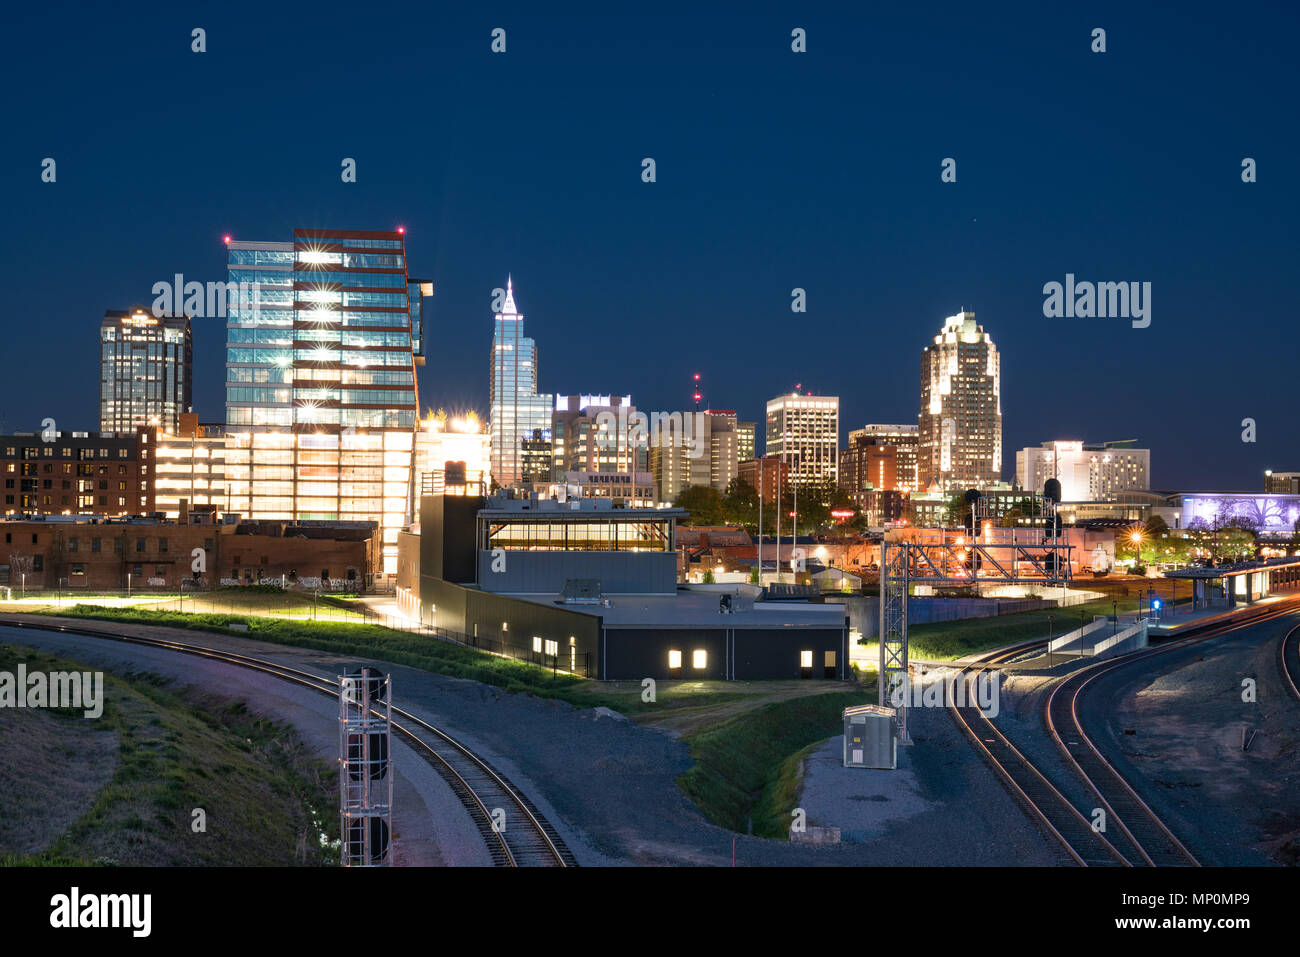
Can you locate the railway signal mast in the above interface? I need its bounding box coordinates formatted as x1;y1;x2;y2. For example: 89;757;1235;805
339;667;393;866
880;483;1073;745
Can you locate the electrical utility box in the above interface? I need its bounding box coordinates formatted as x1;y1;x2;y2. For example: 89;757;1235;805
843;704;897;770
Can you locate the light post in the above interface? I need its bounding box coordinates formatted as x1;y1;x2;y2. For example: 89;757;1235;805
1047;614;1054;668
1112;598;1118;635
20;573;25;599
1080;609;1087;658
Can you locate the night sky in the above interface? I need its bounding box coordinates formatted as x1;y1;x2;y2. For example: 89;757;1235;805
3;1;1297;491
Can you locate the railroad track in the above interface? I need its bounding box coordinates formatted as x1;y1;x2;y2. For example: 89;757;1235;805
0;617;576;868
1043;599;1300;867
950;600;1300;866
1281;621;1300;702
947;640;1130;867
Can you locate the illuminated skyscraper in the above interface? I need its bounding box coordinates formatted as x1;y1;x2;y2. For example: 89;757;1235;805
223;228;425;577
100;307;192;434
489;277;552;488
765;393;839;488
917;310;1001;492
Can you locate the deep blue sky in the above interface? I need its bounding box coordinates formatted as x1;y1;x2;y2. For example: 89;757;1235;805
3;1;1297;490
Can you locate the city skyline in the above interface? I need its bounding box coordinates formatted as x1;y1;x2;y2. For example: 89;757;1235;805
5;6;1298;492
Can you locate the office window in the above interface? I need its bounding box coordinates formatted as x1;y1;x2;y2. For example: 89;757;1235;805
800;650;813;668
91;538;101;553
668;649;682;670
692;649;707;669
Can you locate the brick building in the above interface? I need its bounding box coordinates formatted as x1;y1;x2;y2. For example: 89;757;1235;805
0;515;378;591
0;430;151;516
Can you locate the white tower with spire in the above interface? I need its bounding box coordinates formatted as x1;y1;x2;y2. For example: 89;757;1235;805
488;275;553;489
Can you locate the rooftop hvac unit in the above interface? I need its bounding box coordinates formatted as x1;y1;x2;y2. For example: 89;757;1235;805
843;704;896;769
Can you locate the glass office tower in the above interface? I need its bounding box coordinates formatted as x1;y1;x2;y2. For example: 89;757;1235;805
224;228;425;577
489;277;553;488
100;308;192;434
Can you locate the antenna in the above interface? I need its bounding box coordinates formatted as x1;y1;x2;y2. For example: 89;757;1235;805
692;372;702;411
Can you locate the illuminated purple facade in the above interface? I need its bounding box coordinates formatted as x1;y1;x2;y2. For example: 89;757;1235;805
1181;494;1300;535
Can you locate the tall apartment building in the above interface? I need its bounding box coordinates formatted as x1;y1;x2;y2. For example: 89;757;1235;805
100;308;192;434
489;277;553;489
649;409;739;502
1;431;149;516
1016;440;1151;501
223;228;425;576
552;395;644;478
765;393;839;488
918;310;1001;492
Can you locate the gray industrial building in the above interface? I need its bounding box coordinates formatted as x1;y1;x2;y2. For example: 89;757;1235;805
411;492;848;680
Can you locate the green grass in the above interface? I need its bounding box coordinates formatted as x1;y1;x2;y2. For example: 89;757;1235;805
31;603;594;702
901;596;1143;660
0;644;338;866
556;679;756;716
678;687;874;839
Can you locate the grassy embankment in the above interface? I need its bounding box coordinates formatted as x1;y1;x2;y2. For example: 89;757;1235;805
0;644;337;866
675;683;876;839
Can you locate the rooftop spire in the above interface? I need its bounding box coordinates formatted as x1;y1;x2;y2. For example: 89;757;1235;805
502;274;517;315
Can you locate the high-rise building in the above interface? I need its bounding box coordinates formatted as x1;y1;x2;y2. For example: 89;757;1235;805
918;310;1001;492
223;228;424;576
765;393;839;488
1265;471;1300;495
1016;440;1150;501
489;277;553;489
649;409;739;502
552;395;643;477
842;424;919;496
100;308;192;435
737;421;757;462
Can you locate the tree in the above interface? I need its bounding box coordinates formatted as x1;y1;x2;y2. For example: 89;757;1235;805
945;491;974;529
1144;514;1169;539
675;485;726;525
722;478;759;528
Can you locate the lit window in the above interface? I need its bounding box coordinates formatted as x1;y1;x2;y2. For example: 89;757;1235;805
532;636;542;653
692;649;707;669
668;650;682;669
800;650;813;668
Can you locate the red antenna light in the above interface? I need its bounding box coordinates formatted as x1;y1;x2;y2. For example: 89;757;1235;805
222;234;232;244
693;373;700;381
396;225;406;234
